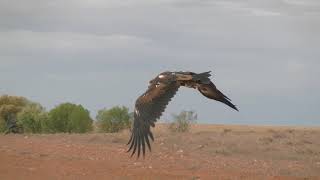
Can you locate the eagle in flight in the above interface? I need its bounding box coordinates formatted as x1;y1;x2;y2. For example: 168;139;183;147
127;71;238;158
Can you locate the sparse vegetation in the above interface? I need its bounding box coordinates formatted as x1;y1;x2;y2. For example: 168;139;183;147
259;136;274;144
0;95;202;135
169;110;197;132
1;124;320;179
272;131;287;139
96;106;130;133
0;95;147;134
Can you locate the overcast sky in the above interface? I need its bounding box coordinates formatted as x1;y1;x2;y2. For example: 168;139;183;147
0;0;319;125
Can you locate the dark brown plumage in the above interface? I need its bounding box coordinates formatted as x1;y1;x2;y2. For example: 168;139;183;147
127;71;238;158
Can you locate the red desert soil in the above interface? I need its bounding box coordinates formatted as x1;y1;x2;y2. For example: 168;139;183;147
1;124;320;180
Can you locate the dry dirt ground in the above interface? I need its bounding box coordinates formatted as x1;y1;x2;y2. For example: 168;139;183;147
1;124;320;180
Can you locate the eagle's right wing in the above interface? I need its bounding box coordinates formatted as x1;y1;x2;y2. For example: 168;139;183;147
179;71;238;111
197;82;238;111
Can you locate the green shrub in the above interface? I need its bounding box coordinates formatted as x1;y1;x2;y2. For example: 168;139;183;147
0;117;6;133
0;95;29;133
169;110;197;132
47;103;93;133
17;103;48;133
68;106;93;133
96;106;130;133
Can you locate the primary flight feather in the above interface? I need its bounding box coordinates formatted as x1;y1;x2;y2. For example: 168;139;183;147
127;71;238;158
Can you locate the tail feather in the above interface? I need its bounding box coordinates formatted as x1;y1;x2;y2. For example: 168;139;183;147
192;71;212;84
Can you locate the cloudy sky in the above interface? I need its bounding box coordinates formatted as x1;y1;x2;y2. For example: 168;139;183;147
1;0;319;125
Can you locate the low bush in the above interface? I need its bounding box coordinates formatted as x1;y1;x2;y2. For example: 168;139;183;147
96;106;130;133
169;110;197;132
47;103;93;133
17;103;48;133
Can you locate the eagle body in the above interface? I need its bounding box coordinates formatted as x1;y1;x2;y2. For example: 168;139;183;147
127;71;238;157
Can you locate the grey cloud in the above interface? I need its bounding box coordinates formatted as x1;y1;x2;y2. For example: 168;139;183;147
0;30;152;57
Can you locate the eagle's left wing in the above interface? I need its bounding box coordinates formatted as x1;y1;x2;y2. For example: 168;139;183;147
127;74;180;158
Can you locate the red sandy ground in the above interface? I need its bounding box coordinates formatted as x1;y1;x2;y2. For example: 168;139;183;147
0;124;319;180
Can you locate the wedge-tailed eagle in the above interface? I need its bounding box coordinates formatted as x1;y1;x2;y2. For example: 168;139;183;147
127;71;238;157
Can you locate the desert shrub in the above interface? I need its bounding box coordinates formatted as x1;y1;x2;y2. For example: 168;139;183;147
259;137;274;144
96;106;130;133
0;95;29;133
128;111;134;132
47;103;93;133
169;110;197;132
0;117;6;133
17;103;48;133
223;128;232;134
0;95;28;117
68;106;93;133
272;132;287;139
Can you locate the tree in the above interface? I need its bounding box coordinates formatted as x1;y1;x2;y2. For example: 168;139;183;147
96;106;130;133
0;95;29;133
68;106;93;133
169;110;197;132
17;103;48;133
0;95;28;118
0;116;6;133
47;103;93;133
